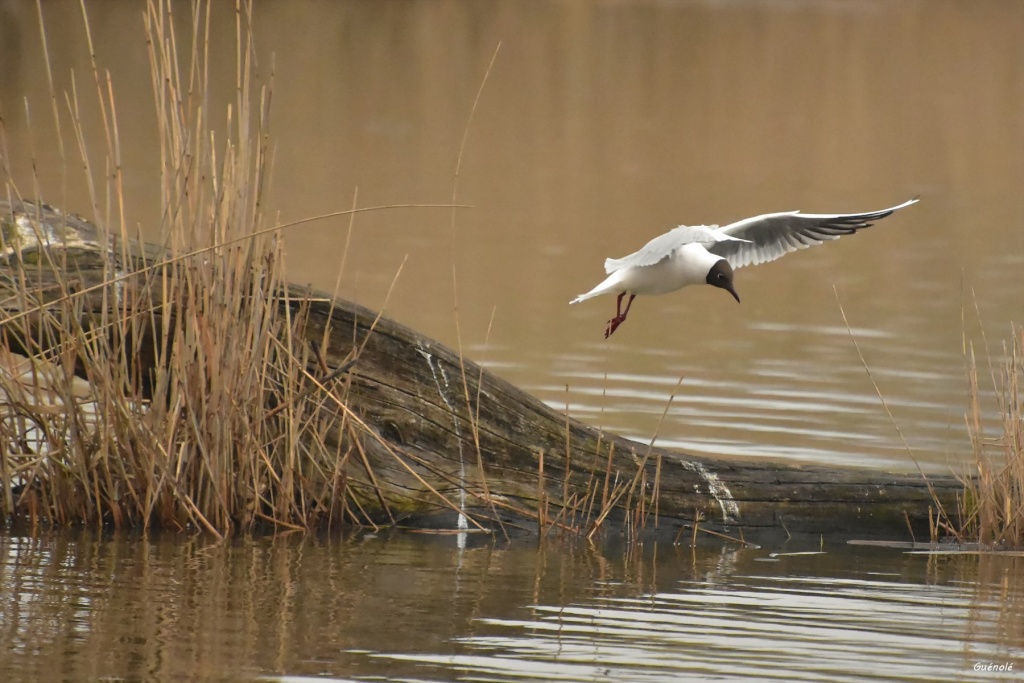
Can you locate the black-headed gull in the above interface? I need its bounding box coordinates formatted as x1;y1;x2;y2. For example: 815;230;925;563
571;198;918;337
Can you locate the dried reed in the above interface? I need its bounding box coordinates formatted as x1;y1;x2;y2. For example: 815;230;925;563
0;1;464;535
837;289;1022;548
955;326;1023;547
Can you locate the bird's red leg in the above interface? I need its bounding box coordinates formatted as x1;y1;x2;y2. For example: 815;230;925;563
622;293;635;317
604;293;636;338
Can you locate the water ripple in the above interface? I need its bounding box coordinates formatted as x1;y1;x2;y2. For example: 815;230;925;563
372;574;1023;682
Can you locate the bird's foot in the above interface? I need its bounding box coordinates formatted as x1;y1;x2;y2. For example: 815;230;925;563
604;315;625;338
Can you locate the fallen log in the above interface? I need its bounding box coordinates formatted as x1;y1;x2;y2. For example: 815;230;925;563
0;200;961;538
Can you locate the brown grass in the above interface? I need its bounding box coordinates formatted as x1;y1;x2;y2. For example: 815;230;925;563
950;326;1024;547
0;1;473;536
837;289;1023;548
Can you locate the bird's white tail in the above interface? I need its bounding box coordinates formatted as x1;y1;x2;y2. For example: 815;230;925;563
569;291;598;305
569;270;625;305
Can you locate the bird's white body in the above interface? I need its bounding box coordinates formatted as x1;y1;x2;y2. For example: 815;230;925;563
571;242;722;303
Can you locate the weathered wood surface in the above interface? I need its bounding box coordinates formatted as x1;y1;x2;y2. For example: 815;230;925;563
0;200;962;538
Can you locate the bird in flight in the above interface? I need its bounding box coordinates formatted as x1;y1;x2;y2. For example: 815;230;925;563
570;198;918;338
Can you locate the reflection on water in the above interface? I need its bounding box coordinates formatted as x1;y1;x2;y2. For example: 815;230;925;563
379;577;1015;682
1;530;1021;682
2;3;1023;472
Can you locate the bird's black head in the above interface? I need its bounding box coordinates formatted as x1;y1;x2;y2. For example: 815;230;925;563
706;259;740;303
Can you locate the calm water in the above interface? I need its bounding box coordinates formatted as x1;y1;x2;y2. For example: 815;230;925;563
2;0;1023;472
2;2;1024;680
1;530;1022;682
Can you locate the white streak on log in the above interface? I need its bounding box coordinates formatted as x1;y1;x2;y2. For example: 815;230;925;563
417;345;468;533
683;461;739;523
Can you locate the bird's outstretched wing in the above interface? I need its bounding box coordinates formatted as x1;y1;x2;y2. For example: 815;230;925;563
603;224;746;274
705;198;918;269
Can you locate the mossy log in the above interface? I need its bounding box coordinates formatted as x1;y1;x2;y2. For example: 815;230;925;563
0;200;962;538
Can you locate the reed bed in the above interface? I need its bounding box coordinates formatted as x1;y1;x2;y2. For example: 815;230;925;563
946;326;1024;548
0;1;395;536
838;289;1023;549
